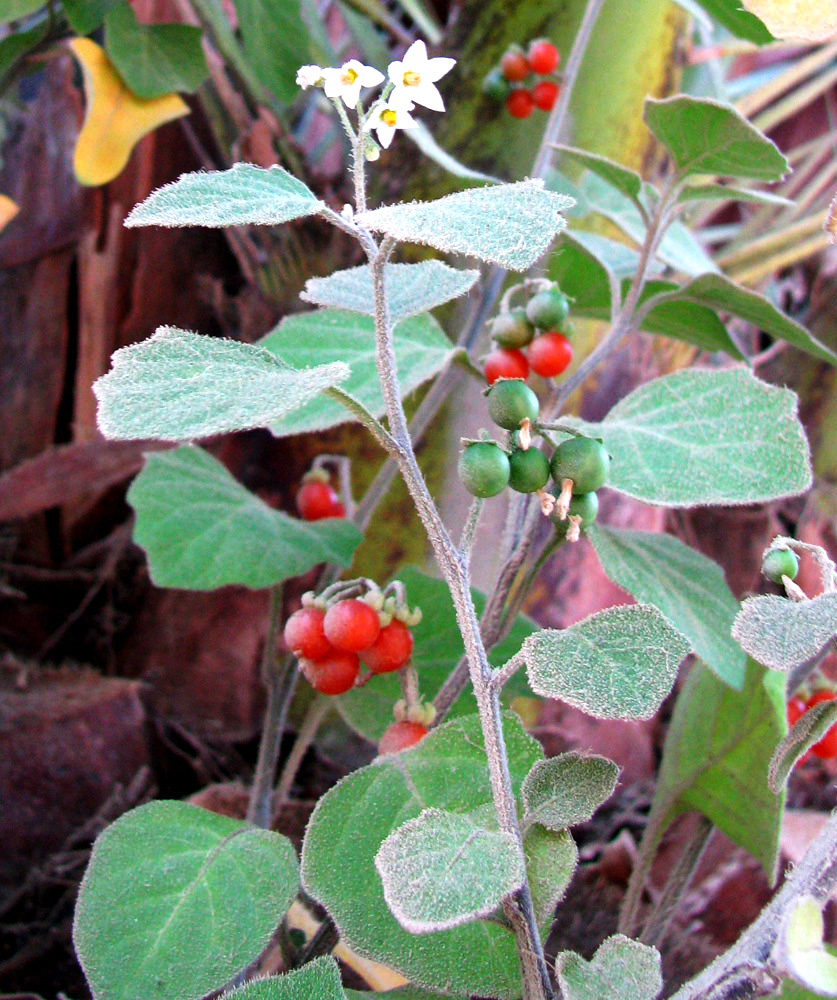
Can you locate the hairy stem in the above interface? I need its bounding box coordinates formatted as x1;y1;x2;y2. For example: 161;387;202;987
273;696;331;814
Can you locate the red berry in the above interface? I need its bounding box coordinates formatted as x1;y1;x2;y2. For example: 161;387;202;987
528;39;559;75
484;348;530;385
323;599;381;653
787;696;807;726
296;480;345;521
532;80;560;111
806;691;837;759
528;332;573;377
500;49;529;83
506;89;535;119
284;607;332;660
378;720;428;755
300;650;359;695
361;620;414;674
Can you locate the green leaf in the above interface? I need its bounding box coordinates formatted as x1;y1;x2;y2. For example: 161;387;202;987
104;4;208;99
650;659;786;881
636;279;745;358
522;752;619;830
404;122;501;185
301;261;479;321
260;310;453;438
678;183;794;207
73;801;299;1000
643;95;788;182
550;233;615;318
63;0;119;32
375;809;524;933
233;0;307;104
553;145;644;203
569;230;644;281
345;990;458;1000
642;273;837;366
524;825;578;929
589;525;747;690
0;0;43;22
556;935;663;1000
125;163;324;229
769;698;837;793
561;368;812;507
128;446;361;590
782;898;837;996
93;327;349;441
301;712;541;999
357;180;572;271
523;605;690;721
224;960;346;1000
692;0;774;43
732;593;837;672
0;20;46;80
336;567;535;742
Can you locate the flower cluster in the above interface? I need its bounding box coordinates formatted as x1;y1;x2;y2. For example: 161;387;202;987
296;40;455;150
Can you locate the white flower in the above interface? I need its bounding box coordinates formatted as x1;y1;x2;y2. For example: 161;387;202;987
366;98;418;149
387;39;455;112
322;60;385;109
296;65;324;89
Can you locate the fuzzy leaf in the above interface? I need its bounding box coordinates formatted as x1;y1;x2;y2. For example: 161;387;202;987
224;960;346;1000
589;525;746;689
522;752;619;831
644;95;788;182
93;327;348;441
357;180;572;271
524;826;578;930
300;261;479;321
637;280;745;358
553;145;643;202
678;183;794;207
260;310;453;437
650;659;786;881
128;446;361;590
73;801;299;1000
375;810;524;933
233;0;307;104
125;163;324;228
732;593;837;672
336;567;535;742
301;712;541;999
563;368;811;507
550;233;615;317
405;122;501;184
769;698;837;793
523;605;690;721
556;935;663;1000
564;230;643;280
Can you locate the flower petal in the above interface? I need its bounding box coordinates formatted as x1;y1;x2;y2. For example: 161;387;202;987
425;56;456;82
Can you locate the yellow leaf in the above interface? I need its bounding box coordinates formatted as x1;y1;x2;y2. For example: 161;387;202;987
68;38;190;187
742;0;837;42
0;195;19;232
827;191;837;244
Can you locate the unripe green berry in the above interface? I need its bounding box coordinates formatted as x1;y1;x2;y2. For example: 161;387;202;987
550;436;610;493
526;287;570;331
508;448;550;493
551;491;599;535
762;548;799;584
482;68;512;102
490;309;535;349
486;379;539;430
458;442;510;498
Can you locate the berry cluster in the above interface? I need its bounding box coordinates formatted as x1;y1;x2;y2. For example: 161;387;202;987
295;469;345;521
458;377;610;541
484;284;573;385
482;39;562;119
787;689;837;764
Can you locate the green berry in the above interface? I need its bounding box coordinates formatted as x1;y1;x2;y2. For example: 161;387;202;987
550;436;610;493
525;287;570;330
486;379;539;430
508;448;550;493
762;548;799;584
482;68;512;102
458;442;510;498
491;308;535;349
551;491;599;535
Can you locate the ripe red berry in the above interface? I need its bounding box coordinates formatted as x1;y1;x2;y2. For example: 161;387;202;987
361;620;414;674
528;39;559;75
284;607;332;660
323;599;381;653
300;650;359;696
532;80;560;111
500;49;529;83
506;89;535;119
806;691;837;759
296;480;345;521
484;348;530;385
378;720;428;755
528;332;573;377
